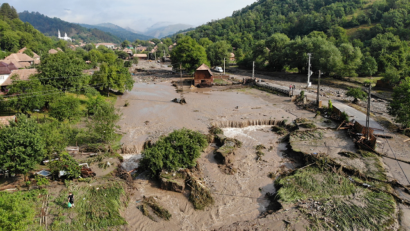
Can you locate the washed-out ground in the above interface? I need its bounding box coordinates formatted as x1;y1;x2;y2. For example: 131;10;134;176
111;61;410;230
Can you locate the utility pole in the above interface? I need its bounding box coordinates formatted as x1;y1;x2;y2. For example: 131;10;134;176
224;58;226;75
307;53;312;88
317;70;321;105
252;61;255;80
365;84;372;140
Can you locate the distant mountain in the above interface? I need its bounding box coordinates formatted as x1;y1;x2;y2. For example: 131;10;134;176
80;23;152;41
144;23;193;38
124;26;144;35
18;11;121;44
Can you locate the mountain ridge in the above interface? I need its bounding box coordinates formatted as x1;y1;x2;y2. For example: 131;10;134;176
18;11;122;44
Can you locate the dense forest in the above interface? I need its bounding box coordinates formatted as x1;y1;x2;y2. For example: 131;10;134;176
170;0;410;83
80;23;152;42
19;11;122;44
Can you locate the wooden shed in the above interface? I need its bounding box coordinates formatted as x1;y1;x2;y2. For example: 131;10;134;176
194;64;213;87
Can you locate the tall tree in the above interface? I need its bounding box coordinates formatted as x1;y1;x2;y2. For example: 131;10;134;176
266;33;290;71
37;52;89;91
206;40;231;67
338;43;363;77
91;62;134;96
170;36;209;73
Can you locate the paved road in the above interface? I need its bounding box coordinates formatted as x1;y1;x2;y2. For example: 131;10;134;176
258;81;384;133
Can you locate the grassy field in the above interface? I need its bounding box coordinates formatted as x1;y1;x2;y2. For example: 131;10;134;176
275;166;396;230
0;189;47;231
49;181;128;231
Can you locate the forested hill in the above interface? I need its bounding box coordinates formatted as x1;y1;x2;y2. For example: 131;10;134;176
80;23;153;41
178;0;410;82
0;4;55;57
19;11;122;44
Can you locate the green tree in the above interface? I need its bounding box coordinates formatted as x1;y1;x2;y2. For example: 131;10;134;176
346;87;367;103
162;37;173;47
382;66;401;86
91;62;134;96
338;43;363;77
37;52;89;90
86;101;121;144
0;114;46;176
121;40;130;49
359;56;378;76
389;77;410;128
206;40;231;67
266;33;290;71
49;95;83;122
40;121;72;155
151;38;161;45
170;36;209;73
369;33;407;73
198;38;213;49
116;51;129;60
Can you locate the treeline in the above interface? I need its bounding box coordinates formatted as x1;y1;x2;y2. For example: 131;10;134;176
19;11;122;44
165;0;410;83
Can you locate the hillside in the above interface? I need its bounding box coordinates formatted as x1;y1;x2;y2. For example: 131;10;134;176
80;23;152;41
145;23;193;38
0;4;54;56
175;0;410;80
19;11;121;44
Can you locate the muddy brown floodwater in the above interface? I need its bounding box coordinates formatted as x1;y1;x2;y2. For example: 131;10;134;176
116;81;305;230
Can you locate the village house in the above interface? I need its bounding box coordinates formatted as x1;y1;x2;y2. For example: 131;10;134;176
135;46;147;52
230;53;236;62
0;67;38;91
194;64;213;87
17;47;41;65
123;48;133;56
95;43;116;49
134;54;147;60
1;53;35;69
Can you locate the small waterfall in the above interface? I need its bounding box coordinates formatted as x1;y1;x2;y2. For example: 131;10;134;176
212;119;284;128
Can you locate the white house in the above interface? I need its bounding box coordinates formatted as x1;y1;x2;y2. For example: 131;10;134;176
95;43;116;49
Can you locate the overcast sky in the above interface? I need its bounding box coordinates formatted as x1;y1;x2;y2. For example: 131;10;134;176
9;0;256;31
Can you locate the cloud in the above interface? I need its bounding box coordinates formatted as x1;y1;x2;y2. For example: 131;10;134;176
9;0;257;30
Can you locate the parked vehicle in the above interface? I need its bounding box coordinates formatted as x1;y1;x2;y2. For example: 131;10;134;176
214;66;223;73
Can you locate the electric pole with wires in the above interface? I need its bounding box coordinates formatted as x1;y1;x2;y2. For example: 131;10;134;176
365;83;372;140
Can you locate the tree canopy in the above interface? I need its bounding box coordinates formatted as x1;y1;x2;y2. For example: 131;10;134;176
0;115;46;175
170;36;209;73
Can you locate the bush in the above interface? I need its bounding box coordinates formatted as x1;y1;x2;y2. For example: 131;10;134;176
341;111;350;122
48;152;81;179
141;129;208;177
124;61;132;67
346;87;367;102
35;174;49;187
328;99;333;113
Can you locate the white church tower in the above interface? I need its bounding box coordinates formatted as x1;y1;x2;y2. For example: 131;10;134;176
57;30;72;42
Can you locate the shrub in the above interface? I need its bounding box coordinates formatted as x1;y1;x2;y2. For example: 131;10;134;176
35;175;50;187
48;152;81;179
124;61;132;67
341;111;350;122
346;87;367;103
328;99;333;113
141;129;208;177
